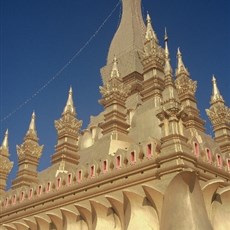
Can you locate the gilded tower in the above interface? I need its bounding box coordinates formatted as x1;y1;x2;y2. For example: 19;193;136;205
175;48;205;132
99;57;131;137
206;76;230;155
52;87;82;166
12;112;43;189
0;130;13;195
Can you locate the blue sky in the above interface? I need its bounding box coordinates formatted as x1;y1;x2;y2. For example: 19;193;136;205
1;0;229;189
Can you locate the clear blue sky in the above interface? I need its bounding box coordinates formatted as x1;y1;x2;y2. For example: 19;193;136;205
1;0;229;189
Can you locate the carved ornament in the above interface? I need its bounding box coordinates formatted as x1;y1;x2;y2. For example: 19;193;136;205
0;156;13;173
100;78;130;101
17;140;43;160
139;39;165;68
206;104;230;126
55;112;82;136
175;76;197;96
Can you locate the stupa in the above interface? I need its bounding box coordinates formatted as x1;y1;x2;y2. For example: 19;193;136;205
1;0;230;229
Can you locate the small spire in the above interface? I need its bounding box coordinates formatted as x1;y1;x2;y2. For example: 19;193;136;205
164;27;168;41
1;129;9;150
25;111;38;139
0;128;13;192
164;28;169;59
145;13;158;42
211;75;224;104
110;56;120;78
176;48;189;76
164;30;172;76
146;12;151;23
29;111;36;131
64;87;75;114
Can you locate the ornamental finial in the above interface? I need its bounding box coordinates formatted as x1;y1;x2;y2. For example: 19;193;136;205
211;75;224;104
145;13;158;42
164;27;168;41
164;28;169;59
26;111;37;138
164;30;172;76
1;129;9;150
176;48;189;76
64;86;76;114
29;111;36;131
110;56;120;78
0;128;13;190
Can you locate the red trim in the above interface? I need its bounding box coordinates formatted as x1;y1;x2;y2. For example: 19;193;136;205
116;155;121;169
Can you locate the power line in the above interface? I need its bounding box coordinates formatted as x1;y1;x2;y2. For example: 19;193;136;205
0;0;121;124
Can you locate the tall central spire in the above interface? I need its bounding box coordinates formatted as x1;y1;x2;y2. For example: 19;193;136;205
101;0;146;82
107;0;145;63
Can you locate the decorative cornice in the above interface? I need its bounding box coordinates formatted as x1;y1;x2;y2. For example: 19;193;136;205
139;43;165;70
1;139;230;225
206;104;230;126
16;140;43;160
175;75;197;96
55;112;82;136
99;81;130;103
0;156;13;174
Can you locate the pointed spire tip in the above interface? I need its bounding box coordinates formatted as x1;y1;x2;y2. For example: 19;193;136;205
211;74;224;104
164;27;168;41
176;47;190;76
1;129;9;148
69;86;72;93
64;86;75;114
212;75;216;81
28;111;36;132
177;47;181;55
110;55;120;78
32;110;35;117
146;12;151;22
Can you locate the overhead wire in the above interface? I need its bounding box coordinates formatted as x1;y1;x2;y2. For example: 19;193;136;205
0;0;121;124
